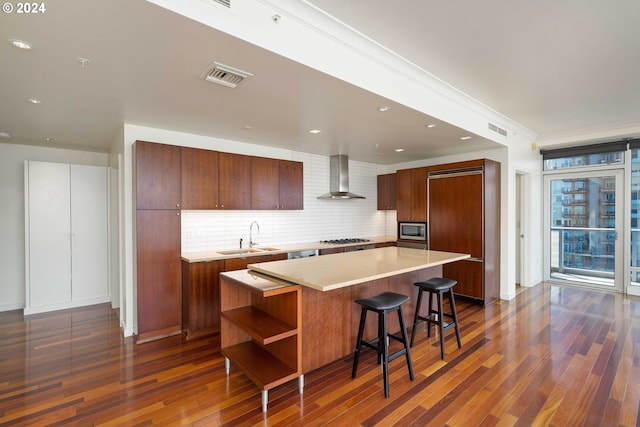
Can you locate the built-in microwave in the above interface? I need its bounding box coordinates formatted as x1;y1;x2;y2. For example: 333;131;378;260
399;222;427;242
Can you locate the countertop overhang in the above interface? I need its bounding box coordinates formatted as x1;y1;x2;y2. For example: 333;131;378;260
247;247;470;291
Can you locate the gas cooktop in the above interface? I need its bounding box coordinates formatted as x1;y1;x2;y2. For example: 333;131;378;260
320;238;371;245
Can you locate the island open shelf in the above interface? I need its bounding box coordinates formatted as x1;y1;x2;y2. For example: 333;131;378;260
221;306;297;345
222;340;299;388
219;269;302;412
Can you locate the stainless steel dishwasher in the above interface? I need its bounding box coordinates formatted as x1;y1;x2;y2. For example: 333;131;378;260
288;249;319;259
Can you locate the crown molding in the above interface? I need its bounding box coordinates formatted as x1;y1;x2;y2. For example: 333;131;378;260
257;0;537;143
536;119;640;149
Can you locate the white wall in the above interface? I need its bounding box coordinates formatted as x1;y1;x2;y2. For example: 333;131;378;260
0;142;108;311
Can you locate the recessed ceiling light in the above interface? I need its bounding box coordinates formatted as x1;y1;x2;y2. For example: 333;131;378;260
378;106;390;112
426;124;437;128
308;129;322;134
28;98;42;104
460;136;472;140
242;125;252;130
394;148;405;152
44;137;53;142
0;131;11;139
9;39;33;50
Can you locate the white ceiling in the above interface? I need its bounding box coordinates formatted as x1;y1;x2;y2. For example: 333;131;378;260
1;0;639;164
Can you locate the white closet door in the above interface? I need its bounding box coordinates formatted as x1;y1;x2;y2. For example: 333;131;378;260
70;165;108;302
27;162;72;307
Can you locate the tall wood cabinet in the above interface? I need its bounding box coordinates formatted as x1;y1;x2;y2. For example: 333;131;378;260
25;161;109;315
396;167;427;221
427;159;500;305
134;141;182;343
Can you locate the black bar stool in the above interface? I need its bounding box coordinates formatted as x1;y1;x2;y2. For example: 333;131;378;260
352;291;414;398
410;277;461;360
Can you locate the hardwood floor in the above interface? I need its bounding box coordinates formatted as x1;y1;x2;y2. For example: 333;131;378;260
2;283;640;426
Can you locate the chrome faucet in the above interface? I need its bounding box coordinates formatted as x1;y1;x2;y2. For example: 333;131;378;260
249;221;260;248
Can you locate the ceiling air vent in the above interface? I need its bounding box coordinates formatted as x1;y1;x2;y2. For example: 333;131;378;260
488;122;508;137
201;62;253;88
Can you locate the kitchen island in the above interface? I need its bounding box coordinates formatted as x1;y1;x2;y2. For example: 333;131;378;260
219;247;469;410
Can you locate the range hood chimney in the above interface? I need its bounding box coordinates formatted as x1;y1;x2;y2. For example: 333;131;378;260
317;155;365;199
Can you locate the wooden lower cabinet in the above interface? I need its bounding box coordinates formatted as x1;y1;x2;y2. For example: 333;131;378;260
220;271;301;412
375;241;397;248
182;259;224;340
224;253;287;271
318;247;344;255
442;259;484;301
136;209;182;343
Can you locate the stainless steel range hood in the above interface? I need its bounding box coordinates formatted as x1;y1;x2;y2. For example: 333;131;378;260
317;155;365;199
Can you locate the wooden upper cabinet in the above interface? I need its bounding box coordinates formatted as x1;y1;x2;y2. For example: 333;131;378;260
396;167;427;222
251;157;280;210
377;173;397;210
251;157;303;210
218;152;251;209
278;160;303;210
181;147;219;209
137;141;302;211
135;141;181;210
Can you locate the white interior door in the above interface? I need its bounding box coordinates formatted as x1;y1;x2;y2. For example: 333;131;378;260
27;161;72;307
70;165;108;302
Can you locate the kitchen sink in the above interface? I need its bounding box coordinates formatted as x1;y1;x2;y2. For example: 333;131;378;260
216;247;281;255
217;248;263;255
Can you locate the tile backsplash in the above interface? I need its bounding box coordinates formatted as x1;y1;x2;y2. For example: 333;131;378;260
181;152;397;252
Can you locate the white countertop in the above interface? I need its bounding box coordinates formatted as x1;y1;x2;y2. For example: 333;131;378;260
247;247;470;291
181;235;397;262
